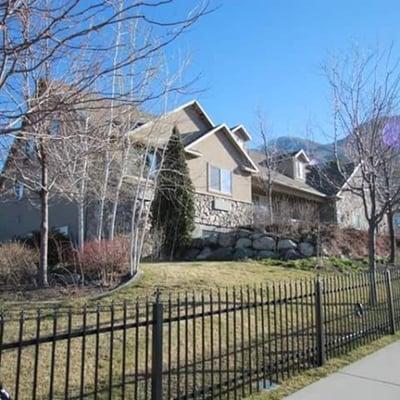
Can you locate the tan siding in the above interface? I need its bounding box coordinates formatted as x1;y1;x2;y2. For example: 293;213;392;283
187;130;252;203
130;106;211;145
0;196;78;241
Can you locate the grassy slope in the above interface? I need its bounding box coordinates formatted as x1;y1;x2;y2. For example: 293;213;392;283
105;260;318;304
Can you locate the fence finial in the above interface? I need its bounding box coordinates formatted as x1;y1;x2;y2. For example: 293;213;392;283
155;288;162;303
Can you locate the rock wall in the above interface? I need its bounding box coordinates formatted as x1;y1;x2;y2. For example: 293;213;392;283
193;193;253;229
184;228;316;261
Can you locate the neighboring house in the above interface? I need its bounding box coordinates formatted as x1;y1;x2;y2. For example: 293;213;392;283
0;100;378;243
250;149;327;225
306;162;366;229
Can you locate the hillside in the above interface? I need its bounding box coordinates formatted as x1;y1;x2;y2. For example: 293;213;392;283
259;136;347;162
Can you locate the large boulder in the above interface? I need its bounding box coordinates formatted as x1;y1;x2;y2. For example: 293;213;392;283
191;238;205;250
235;237;252;248
277;239;297;251
256;250;277;259
251;232;265;240
205;234;219;247
232;247;254;260
298;242;314;257
237;229;252;238
209;247;234;261
218;233;236;248
196;247;213;260
184;248;200;260
283;249;301;260
253;236;276;251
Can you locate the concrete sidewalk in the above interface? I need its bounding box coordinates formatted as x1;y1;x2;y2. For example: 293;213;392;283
285;340;400;400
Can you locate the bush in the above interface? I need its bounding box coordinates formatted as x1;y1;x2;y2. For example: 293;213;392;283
19;230;73;267
75;237;129;285
0;242;39;286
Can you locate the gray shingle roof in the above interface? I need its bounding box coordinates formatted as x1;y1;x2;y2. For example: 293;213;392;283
249;149;327;198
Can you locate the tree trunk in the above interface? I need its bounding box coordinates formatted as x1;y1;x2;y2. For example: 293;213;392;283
39;148;49;287
368;222;377;304
77;200;85;250
387;206;396;264
267;183;274;226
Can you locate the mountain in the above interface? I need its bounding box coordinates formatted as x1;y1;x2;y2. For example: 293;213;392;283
261;136;347;162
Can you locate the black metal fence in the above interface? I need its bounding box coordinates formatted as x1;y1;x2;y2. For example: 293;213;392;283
1;269;400;400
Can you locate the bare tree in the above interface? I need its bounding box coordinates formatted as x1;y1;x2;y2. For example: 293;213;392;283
324;46;400;298
0;0;211;286
256;113;279;226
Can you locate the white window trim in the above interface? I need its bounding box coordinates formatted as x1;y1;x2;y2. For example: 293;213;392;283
296;160;305;180
208;164;233;195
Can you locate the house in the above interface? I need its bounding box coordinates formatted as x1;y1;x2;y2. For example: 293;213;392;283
127;101;259;237
250;149;327;225
0;100;373;243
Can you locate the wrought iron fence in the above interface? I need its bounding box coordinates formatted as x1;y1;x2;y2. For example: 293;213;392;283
1;269;400;399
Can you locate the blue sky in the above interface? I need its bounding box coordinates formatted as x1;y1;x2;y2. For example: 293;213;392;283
162;0;400;144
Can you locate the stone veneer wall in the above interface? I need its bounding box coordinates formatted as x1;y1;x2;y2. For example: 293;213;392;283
193;192;253;230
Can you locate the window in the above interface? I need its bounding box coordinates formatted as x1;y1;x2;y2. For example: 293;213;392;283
53;226;69;236
146;151;159;174
209;165;232;194
14;181;24;200
296;161;305;179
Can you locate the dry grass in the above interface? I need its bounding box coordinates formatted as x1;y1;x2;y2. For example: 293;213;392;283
0;260;321;399
106;260;318;304
2;260;385;399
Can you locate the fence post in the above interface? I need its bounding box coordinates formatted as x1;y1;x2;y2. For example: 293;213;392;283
385;269;396;335
151;292;164;400
315;278;326;367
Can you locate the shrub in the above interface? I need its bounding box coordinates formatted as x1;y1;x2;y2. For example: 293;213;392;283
0;242;39;286
75;237;129;285
19;230;73;267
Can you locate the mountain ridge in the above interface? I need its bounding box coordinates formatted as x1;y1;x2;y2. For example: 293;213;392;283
253;135;346;162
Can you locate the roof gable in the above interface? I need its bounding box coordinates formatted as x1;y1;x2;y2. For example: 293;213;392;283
231;125;252;141
185;124;258;172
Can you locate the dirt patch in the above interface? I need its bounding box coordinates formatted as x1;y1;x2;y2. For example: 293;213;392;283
320;226;395;258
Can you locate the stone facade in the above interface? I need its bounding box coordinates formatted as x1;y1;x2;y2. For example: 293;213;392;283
193;192;253;235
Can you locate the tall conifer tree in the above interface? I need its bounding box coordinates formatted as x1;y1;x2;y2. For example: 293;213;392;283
150;126;195;258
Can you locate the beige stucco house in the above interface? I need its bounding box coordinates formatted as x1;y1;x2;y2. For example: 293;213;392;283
0;99;379;243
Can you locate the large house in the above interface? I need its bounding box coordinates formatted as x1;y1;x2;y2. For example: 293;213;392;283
0;100;377;242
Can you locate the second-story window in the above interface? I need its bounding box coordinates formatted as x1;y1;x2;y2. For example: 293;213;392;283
296;161;305;179
209;165;232;194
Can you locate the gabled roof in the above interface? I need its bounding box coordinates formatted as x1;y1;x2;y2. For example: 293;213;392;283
249;149;326;199
293;149;310;163
273;149;311;163
171;100;215;129
307;162;357;196
231;125;252;141
130;100;259;173
185;124;259;172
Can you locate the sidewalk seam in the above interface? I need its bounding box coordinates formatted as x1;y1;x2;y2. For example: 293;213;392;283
337;371;400;388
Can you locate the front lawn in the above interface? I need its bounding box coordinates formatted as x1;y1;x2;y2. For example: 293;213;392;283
103;260;319;304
